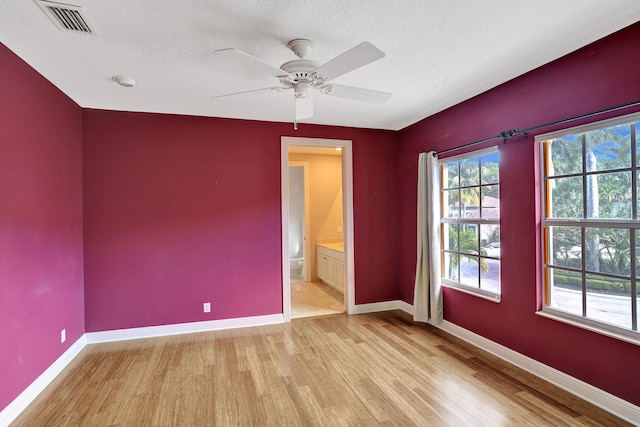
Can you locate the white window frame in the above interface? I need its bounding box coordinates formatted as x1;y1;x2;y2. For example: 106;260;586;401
439;147;501;302
538;111;640;346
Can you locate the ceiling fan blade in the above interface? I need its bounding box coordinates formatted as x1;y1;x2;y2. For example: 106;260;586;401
295;96;313;120
215;48;291;78
315;42;385;81
322;84;392;104
211;86;285;99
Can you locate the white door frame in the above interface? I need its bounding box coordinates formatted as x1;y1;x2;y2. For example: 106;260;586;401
288;161;310;282
281;137;355;322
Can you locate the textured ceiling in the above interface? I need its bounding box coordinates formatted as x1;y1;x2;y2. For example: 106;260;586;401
1;1;639;131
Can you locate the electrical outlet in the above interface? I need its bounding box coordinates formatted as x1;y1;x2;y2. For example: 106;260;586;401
338;225;342;233
61;329;66;343
203;302;211;313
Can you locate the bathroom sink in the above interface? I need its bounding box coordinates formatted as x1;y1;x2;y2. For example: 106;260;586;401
318;242;344;252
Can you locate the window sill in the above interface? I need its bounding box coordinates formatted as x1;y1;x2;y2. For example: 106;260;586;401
536;308;640;347
442;281;501;303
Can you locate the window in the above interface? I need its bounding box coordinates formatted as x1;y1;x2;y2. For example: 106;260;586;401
440;147;500;300
540;112;640;341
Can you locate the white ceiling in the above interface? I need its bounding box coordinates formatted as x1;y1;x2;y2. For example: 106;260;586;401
1;1;639;131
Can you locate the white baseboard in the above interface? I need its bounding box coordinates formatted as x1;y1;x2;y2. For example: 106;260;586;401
396;300;414;315
390;301;640;425
0;335;86;427
354;299;413;314
85;313;285;344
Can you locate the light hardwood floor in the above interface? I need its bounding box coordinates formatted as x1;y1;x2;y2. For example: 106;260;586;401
11;311;631;426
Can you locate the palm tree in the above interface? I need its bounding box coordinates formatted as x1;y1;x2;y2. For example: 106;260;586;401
446;227;488;280
447;157;481;217
586;148;599;272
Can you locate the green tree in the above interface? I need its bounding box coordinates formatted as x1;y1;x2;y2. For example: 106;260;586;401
548;125;632;220
447;226;488;279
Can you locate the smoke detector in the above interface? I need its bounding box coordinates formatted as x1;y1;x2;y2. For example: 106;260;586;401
112;75;137;88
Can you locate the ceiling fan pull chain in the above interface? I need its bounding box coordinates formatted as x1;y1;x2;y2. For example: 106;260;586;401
294;95;298;130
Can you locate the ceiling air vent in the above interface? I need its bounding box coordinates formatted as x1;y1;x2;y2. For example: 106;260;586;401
35;0;97;34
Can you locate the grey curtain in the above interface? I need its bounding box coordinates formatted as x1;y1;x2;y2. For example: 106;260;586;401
413;152;443;324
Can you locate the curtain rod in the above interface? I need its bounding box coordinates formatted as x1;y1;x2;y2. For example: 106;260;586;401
434;99;640;157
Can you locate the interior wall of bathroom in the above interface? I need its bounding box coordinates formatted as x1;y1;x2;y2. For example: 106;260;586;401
288;165;304;268
289;152;343;281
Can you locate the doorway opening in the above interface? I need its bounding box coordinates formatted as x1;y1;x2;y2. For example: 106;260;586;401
281;137;355;321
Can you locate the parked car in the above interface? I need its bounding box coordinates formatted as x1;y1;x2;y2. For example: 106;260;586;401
483;242;500;258
556;244;617;260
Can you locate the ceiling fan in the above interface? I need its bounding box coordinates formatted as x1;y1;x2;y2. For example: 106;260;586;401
213;39;392;128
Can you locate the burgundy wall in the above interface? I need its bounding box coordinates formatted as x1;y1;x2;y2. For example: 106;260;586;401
82;111;400;331
0;44;84;411
399;23;640;405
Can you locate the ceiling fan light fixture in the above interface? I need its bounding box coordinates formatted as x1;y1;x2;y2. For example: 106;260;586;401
112;75;136;87
320;85;333;95
311;72;326;85
294;82;312;98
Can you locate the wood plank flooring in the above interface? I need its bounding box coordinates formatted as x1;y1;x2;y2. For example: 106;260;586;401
11;311;632;426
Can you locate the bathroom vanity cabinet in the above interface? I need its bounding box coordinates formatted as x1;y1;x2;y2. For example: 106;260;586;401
316;244;344;293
